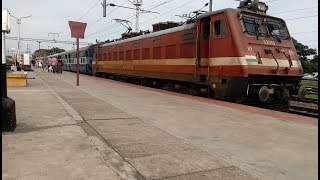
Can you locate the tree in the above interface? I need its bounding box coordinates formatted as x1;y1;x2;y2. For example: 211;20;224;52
33;47;65;56
292;38;318;74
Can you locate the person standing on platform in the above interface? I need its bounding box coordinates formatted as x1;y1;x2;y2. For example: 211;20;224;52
57;60;62;74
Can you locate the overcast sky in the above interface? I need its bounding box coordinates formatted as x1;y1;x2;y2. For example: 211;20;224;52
3;0;318;54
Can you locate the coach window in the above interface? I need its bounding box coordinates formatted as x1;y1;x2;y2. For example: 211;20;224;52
113;52;118;61
214;20;227;38
119;51;124;60
126;50;132;60
142;48;150;59
153;39;162;45
133;49;140;60
133;42;140;48
181;33;194;41
108;52;112;60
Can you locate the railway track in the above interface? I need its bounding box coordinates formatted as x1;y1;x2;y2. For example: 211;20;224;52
288;96;318;118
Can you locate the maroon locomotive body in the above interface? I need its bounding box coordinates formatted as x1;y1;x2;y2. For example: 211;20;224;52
93;0;305;103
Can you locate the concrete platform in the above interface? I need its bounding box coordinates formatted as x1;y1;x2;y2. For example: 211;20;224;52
3;69;317;180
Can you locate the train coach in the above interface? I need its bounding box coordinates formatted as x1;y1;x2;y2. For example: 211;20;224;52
48;45;94;75
92;0;306;103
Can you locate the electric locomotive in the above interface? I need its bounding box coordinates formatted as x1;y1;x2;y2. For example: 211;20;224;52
92;0;305;103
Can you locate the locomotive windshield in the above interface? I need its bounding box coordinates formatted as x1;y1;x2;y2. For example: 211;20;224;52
266;20;289;40
242;15;289;40
242;16;266;37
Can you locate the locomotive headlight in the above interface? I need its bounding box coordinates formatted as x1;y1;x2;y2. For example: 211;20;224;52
257;2;268;12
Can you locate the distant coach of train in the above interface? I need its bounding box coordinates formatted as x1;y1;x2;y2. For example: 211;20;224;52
49;0;306;103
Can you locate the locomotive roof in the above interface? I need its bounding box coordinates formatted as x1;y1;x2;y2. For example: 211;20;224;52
100;23;195;47
197;8;234;19
100;8;238;47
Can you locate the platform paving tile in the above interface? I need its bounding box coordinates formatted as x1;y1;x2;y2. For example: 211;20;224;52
41;77;134;120
128;149;231;180
8;91;77;131
159;166;259;180
88;120;177;146
87;119;255;179
3;126;121;180
114;140;199;159
68;101;133;120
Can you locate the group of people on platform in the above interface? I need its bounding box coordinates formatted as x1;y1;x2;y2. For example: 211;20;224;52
33;58;64;74
45;59;64;74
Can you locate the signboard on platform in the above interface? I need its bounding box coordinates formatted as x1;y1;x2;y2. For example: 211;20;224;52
23;54;30;65
2;10;11;33
68;21;87;39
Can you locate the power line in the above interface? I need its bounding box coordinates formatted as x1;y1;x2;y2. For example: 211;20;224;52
291;31;318;35
265;0;280;3
77;0;101;21
146;0;176;10
301;39;318;42
285;15;318;21
86;0;177;38
59;0;103;38
90;0;188;40
6;36;91;45
140;0;194;25
271;6;318;15
86;22;119;37
84;0;129;36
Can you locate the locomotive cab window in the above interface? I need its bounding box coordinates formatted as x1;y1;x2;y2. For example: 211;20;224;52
213;19;227;38
214;20;221;36
213;20;227;38
203;19;210;40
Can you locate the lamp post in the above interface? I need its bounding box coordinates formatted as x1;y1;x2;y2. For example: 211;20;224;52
26;43;34;53
48;32;59;54
36;41;42;58
10;14;31;66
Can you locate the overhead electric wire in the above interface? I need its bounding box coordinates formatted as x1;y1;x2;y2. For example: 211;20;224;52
271;6;318;15
140;0;194;25
265;0;280;3
291;31;318;35
6;36;91;45
90;0;190;41
58;0;101;38
84;0;129;36
77;0;101;21
285;15;318;21
86;0;175;38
